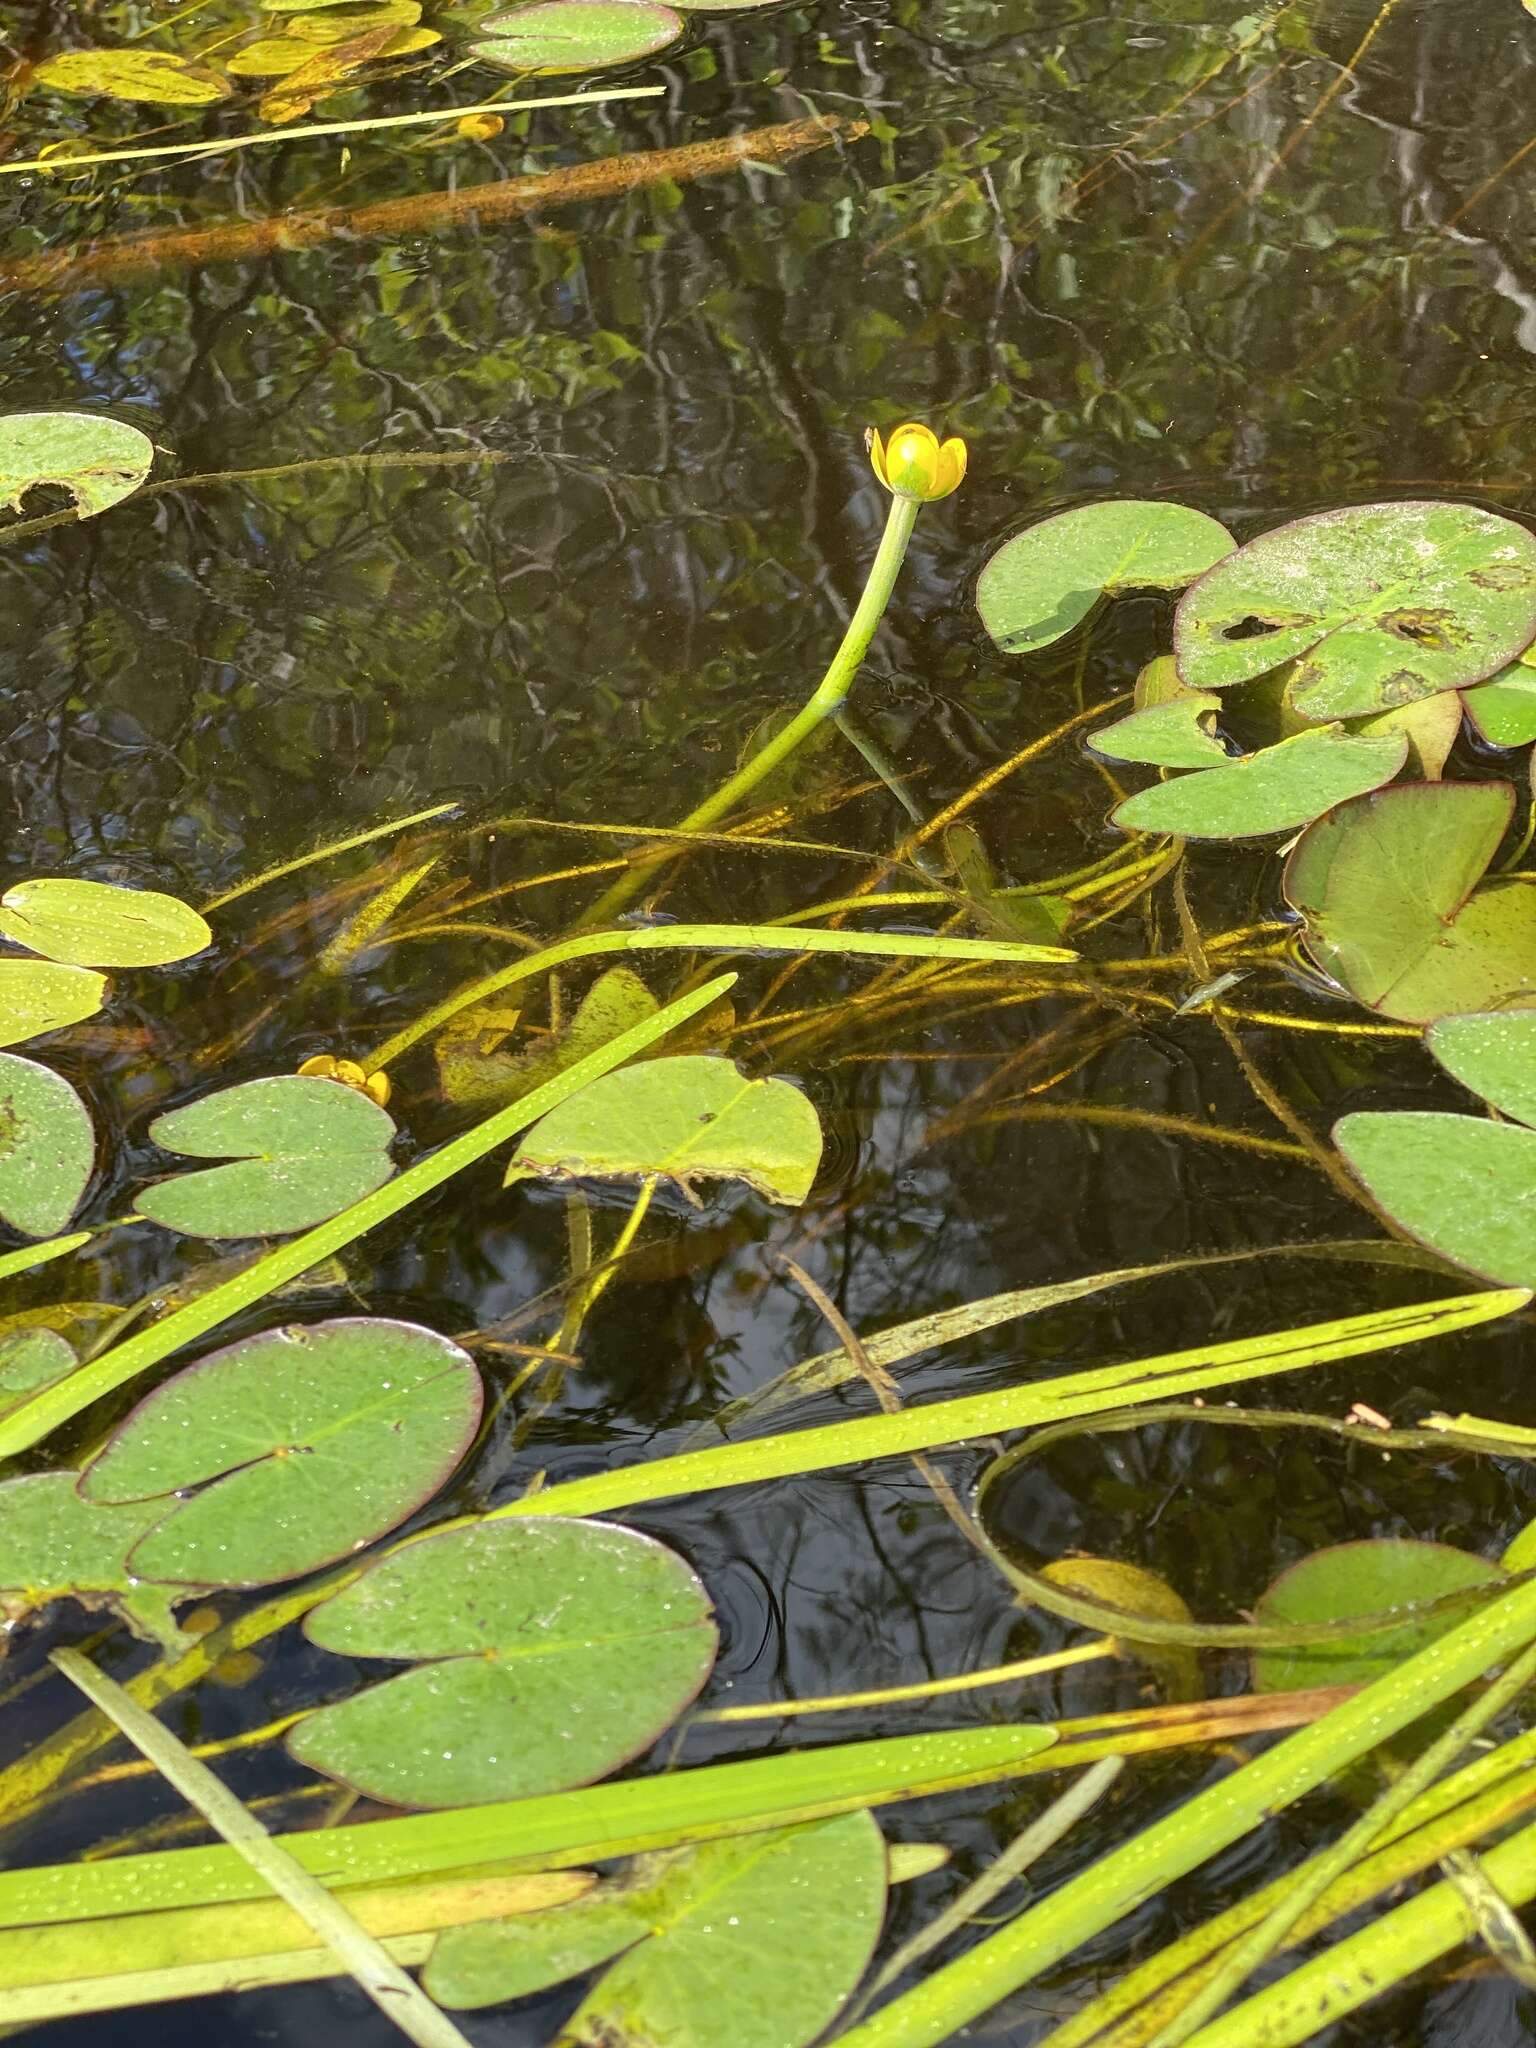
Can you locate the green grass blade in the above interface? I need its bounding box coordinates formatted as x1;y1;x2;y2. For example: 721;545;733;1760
0;1231;97;1285
0;1725;1057;1927
0;975;738;1459
828;1574;1536;2048
48;1649;475;2048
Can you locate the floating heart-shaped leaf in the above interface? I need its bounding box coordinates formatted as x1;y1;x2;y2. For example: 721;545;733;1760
1427;1010;1536;1126
504;1053;822;1204
0;1472;184;1648
0;877;209;969
977;501;1234;658
1175;501;1536;718
291;1517;717;1807
1334;1113;1536;1287
1090;656;1229;769
0;1053;94;1239
81;1318;482;1586
472;0;683;74
136;1074;396;1238
1111;726;1405;841
1284;781;1536;1023
1461;655;1536;747
0;961;106;1049
0;413;155;521
426;1811;889;2043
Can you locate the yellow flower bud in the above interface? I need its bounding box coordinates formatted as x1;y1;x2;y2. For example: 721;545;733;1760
297;1053;391;1107
867;421;967;502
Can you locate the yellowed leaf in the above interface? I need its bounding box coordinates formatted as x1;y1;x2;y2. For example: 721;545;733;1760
288;1;422;41
34;48;231;105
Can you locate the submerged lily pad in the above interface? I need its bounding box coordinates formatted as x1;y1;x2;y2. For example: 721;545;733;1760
0;878;210;969
0;413;155;522
33;49;231;104
1427;1010;1536;1127
505;1054;822;1204
80;1318;483;1586
0;1328;78;1415
1111;726;1406;841
472;1;684;73
137;1074;396;1238
977;501;1235;658
1335;1113;1536;1288
426;1812;888;2043
0;1472;184;1648
439;966;658;1112
1175;501;1536;718
1253;1539;1503;1694
1283;781;1536;1023
291;1517;717;1807
0;1053;93;1239
0;961;106;1050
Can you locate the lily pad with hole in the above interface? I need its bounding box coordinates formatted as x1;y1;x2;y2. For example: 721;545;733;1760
426;1812;888;2043
136;1074;396;1238
33;49;231;104
0;1053;94;1239
80;1318;483;1586
290;1517;717;1807
0;1472;186;1649
977;501;1235;658
1283;781;1536;1023
0;878;210;969
472;1;684;73
1253;1539;1503;1695
0;961;106;1050
0;413;155;522
504;1053;822;1204
1174;501;1536;718
1334;1113;1536;1287
1111;726;1406;841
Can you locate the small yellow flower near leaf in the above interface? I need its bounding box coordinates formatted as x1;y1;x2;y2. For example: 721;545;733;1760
297;1053;391;1107
867;422;967;503
456;111;505;141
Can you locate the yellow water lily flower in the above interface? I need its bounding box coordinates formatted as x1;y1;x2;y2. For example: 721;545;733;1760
297;1053;391;1108
867;422;967;502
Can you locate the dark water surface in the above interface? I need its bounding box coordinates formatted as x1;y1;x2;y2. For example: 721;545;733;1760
3;0;1536;2041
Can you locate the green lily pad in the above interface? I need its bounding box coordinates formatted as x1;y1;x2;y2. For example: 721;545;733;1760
977;501;1235;658
1334;1112;1536;1288
1253;1539;1503;1695
136;1074;396;1238
1460;658;1536;747
1283;781;1536;1023
1090;655;1229;769
0;413;156;521
0;1053;93;1239
504;1053;822;1204
0;1328;78;1415
32;49;231;104
1111;726;1406;841
291;1517;717;1807
0;1472;185;1649
426;1811;888;2042
1174;501;1536;718
0;878;209;969
1427;1011;1536;1126
472;1;684;74
0;961;106;1050
80;1317;483;1586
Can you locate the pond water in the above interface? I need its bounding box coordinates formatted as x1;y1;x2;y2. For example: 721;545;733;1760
4;0;1536;2041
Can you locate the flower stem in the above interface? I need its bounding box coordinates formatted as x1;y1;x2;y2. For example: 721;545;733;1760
581;492;922;927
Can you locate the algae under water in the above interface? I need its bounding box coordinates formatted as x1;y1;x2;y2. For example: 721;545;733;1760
3;0;1536;2043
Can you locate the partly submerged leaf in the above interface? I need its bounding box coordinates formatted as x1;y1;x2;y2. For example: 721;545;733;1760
232;21;436;75
1334;1113;1536;1288
288;0;422;37
80;1318;482;1586
1461;658;1536;748
1357;691;1462;780
0;1473;184;1648
1175;501;1536;717
473;1;684;75
1253;1539;1503;1694
0;414;154;523
438;966;658;1112
505;1054;822;1204
1040;1556;1199;1700
33;49;231;104
136;1075;396;1238
1283;782;1536;1023
291;1518;716;1808
1111;727;1406;841
0;879;209;969
1427;1011;1536;1127
0;1329;78;1416
1089;656;1229;769
0;961;106;1050
426;1812;889;2044
977;501;1235;658
0;1053;93;1238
